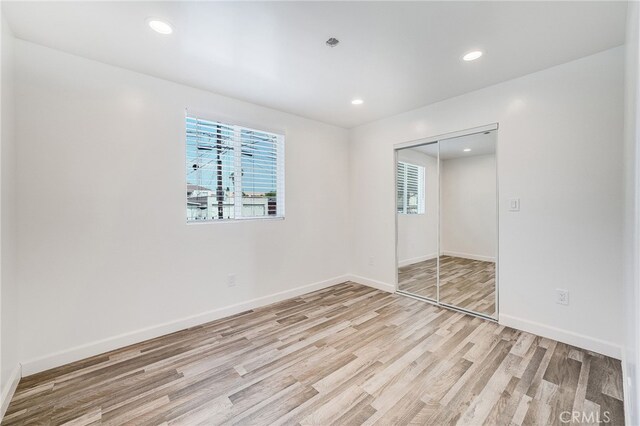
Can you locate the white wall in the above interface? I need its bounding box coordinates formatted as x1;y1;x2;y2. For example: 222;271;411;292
349;47;625;358
441;154;497;261
396;148;438;266
14;40;350;374
0;14;20;416
623;0;640;424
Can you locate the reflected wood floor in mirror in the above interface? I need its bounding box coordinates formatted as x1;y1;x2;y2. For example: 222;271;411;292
3;283;623;425
397;258;438;300
398;256;496;317
439;256;496;317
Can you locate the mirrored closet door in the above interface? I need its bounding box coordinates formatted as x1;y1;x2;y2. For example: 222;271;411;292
396;142;439;301
438;131;497;317
395;127;498;320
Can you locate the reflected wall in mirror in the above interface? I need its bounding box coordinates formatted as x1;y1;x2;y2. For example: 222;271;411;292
439;131;497;317
396;142;439;301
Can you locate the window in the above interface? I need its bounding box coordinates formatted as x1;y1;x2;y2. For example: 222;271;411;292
186;115;285;221
397;161;425;214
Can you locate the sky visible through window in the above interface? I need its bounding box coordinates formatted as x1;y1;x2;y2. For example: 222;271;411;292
186;117;277;196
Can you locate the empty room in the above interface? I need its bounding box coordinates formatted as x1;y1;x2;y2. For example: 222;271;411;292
1;1;640;425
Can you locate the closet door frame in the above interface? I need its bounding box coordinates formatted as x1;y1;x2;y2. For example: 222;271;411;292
394;123;499;322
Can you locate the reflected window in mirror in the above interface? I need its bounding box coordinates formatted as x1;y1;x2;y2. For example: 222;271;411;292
397;161;425;214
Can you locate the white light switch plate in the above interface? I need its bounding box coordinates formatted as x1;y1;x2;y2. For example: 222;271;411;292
508;198;520;212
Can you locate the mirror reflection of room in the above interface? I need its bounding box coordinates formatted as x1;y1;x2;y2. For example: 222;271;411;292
396;142;439;301
439;131;497;317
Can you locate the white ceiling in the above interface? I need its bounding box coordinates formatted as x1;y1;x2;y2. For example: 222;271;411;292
438;131;496;160
406;130;496;159
3;1;627;128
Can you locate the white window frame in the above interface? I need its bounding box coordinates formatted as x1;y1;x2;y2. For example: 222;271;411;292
185;115;285;223
397;161;425;215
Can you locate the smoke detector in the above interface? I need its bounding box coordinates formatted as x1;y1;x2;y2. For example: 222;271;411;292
326;38;340;48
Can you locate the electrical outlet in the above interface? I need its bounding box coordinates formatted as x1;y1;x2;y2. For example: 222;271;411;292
556;288;569;305
368;256;374;266
227;273;236;287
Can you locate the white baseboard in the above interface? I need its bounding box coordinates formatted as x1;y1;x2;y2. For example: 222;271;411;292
347;274;395;293
1;364;21;421
398;253;437;268
499;313;622;359
442;251;496;263
620;350;632;426
20;275;350;376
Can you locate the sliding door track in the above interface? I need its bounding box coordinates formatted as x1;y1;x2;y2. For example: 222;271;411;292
396;290;497;323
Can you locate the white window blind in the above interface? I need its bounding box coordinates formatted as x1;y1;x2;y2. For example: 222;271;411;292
397;161;425;214
186;115;285;221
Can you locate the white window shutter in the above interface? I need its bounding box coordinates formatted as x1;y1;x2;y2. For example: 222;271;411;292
397;161;425;215
186;115;285;222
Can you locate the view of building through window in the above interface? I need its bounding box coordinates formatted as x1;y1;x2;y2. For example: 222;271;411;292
186;116;284;221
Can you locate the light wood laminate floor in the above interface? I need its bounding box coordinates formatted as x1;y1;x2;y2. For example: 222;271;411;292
4;283;623;425
397;258;438;300
398;256;496;317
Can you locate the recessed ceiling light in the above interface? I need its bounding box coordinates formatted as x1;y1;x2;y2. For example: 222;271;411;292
147;18;173;35
462;50;483;61
464;148;472;152
351;99;364;105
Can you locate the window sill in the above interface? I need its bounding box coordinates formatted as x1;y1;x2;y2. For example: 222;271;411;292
186;216;285;225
